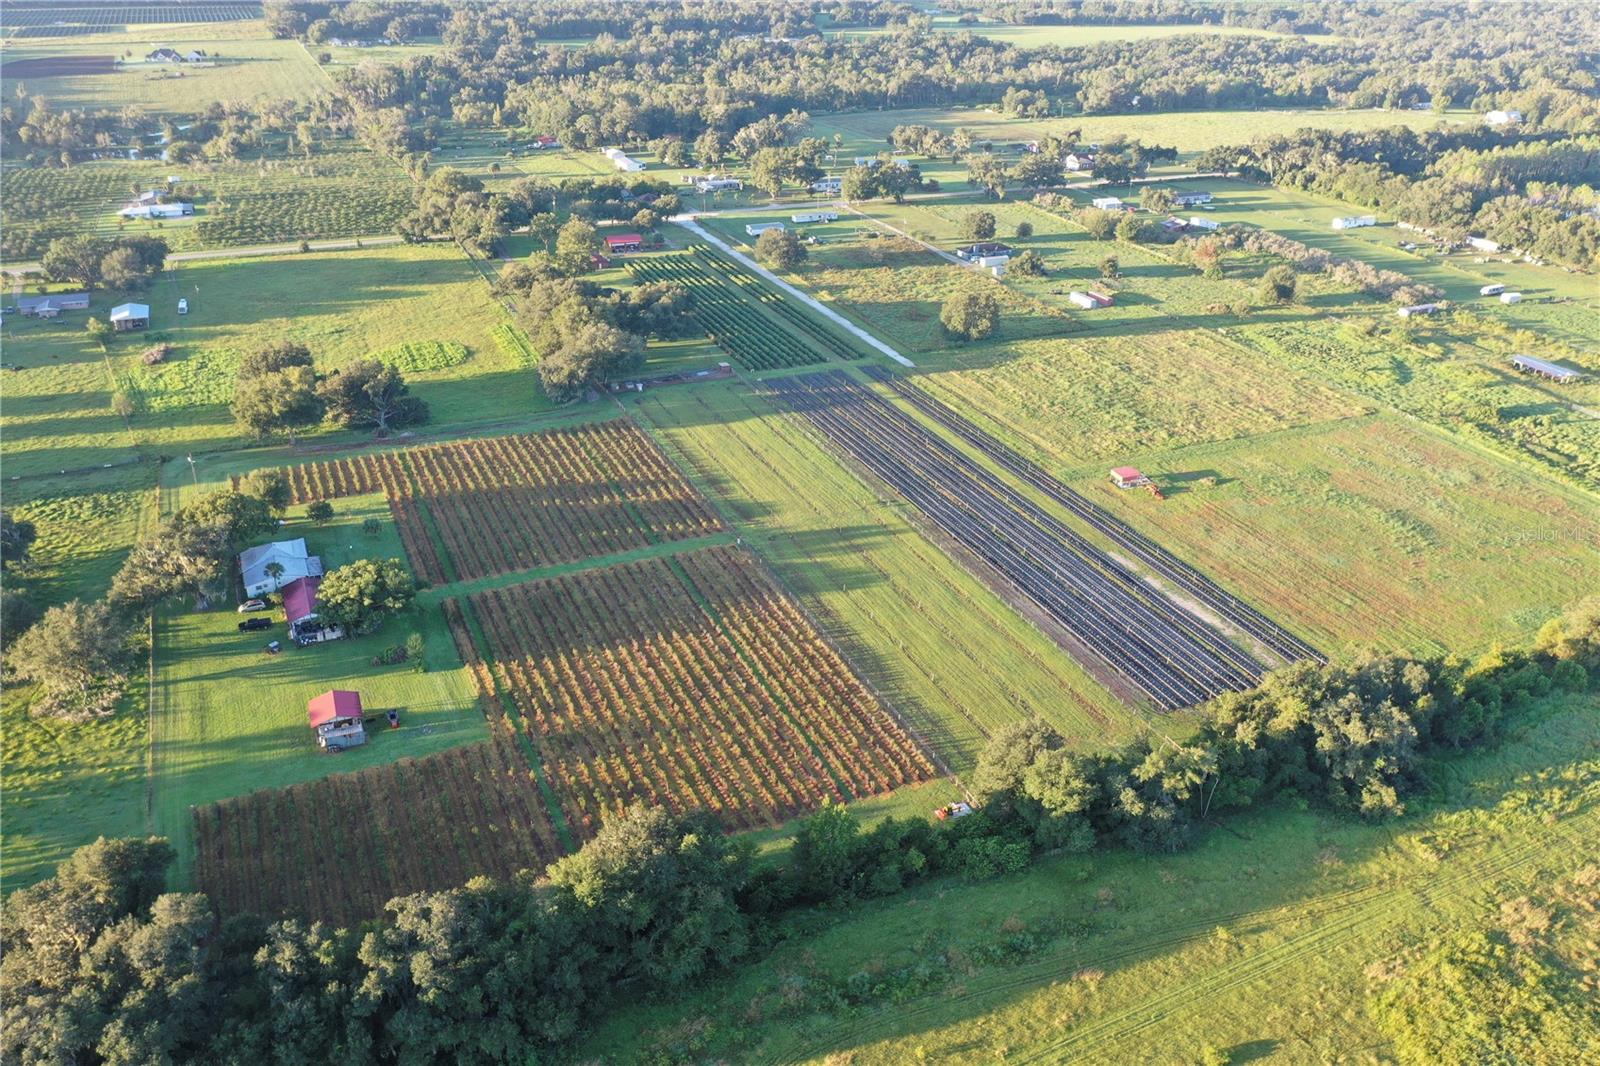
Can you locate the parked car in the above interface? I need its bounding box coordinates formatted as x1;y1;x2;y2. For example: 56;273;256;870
238;617;273;632
177;298;188;314
237;598;269;613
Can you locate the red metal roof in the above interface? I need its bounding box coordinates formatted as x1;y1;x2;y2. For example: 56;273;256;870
1110;467;1144;480
308;690;362;728
282;575;321;622
604;233;643;248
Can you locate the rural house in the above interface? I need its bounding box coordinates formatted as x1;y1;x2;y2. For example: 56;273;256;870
745;221;785;237
1063;152;1094;172
283;574;345;645
1173;190;1214;207
955;241;1012;261
1110;467;1151;488
695;177;742;193
120;202;193;219
109;303;150;330
145;47;183;62
1396;302;1445;318
239;537;323;597
809;177;843;193
17;292;90;317
308;690;366;751
1331;215;1377;230
604;233;644;253
1091;196;1125;210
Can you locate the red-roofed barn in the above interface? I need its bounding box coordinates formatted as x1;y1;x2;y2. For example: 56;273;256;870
604;233;644;252
308;690;366;750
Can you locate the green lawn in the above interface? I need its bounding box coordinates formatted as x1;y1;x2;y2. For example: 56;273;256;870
576;686;1600;1063
2;242;547;479
626;379;1153;775
0;36;333;114
148;495;488;889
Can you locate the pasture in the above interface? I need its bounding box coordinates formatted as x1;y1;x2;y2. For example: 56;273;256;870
576;686;1600;1064
1;242;543;479
628;380;1151;773
0;36;329;113
1064;414;1600;654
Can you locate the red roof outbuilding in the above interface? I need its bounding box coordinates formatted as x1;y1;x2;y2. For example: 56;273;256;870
308;690;363;728
604;233;644;251
282;575;321;623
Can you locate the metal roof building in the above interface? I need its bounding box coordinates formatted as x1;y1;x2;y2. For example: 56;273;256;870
1510;355;1583;383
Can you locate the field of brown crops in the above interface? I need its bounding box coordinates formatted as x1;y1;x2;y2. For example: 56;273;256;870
460;546;937;841
280;421;724;583
192;725;561;926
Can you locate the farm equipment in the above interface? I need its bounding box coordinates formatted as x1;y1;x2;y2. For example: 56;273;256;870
1145;481;1165;501
935;801;974;820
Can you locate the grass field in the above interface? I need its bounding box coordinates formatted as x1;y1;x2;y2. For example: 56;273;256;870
0;36;331;113
627;380;1153;773
149;494;487;889
1060;414;1600;654
576;686;1600;1064
807;106;1475;187
2;242;544;479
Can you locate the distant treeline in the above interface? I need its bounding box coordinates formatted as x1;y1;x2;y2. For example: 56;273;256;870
1199;127;1600;269
4;600;1596;1064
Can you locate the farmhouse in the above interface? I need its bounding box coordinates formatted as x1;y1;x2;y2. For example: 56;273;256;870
531;134;558;149
1173;190;1214;207
1187;215;1220;231
955;241;1012;261
109;303;150;331
119;202;193;219
145;47;183;62
790;211;838;224
745;221;785;237
1068;290;1115;310
239;538;323;597
1159;217;1189;234
1063;152;1095;172
284;575;345;645
694;177;742;193
601;147;645;172
1510;354;1584;383
809;177;843;193
17;292;90;317
1109;467;1151;488
1396;303;1444;318
308;690;366;751
1331;215;1377;230
1091;196;1124;210
604;233;644;253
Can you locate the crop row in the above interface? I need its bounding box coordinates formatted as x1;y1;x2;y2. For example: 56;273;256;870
692;247;865;360
769;372;1266;711
860;366;1324;666
279;421;723;582
467;546;935;841
628;252;826;370
192;729;563;925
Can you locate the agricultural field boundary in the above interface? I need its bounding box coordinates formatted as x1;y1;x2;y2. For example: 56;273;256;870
673;217;916;367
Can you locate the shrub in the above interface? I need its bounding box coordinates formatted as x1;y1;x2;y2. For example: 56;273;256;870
140;343;173;365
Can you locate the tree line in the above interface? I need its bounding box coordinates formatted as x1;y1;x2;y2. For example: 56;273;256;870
4;599;1596;1061
1200;126;1600;270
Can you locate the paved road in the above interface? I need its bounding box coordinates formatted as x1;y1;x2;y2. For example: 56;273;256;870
4;234;403;275
671;216;917;368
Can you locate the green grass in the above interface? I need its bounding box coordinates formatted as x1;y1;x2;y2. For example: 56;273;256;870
807;106;1476;188
1055;414;1600;655
576;687;1600;1063
2;242;548;478
148;495;488;889
0;36;332;114
0;677;150;889
626;379;1152;774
